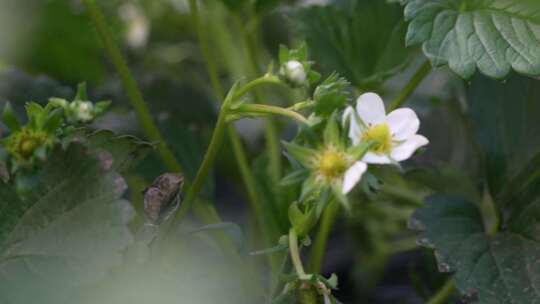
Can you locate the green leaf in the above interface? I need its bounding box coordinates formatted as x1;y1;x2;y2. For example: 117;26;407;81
411;195;540;303
313;73;350;117
297;0;412;89
0;143;135;304
402;0;540;79
467;73;540;207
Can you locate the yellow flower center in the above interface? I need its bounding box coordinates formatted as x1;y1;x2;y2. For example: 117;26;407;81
362;123;392;154
318;150;348;179
19;137;40;159
7;129;48;161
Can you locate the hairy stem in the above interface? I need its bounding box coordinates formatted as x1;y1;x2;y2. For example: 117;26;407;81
83;0;181;172
308;199;340;273
231;104;309;125
233;75;283;100
173;101;230;222
427;279;456;304
389;60;432;111
289;228;306;277
188;0;264;227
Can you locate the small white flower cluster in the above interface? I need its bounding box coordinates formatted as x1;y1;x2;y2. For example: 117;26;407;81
338;92;429;194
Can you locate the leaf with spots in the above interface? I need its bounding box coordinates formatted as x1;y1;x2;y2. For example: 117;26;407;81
402;0;540;79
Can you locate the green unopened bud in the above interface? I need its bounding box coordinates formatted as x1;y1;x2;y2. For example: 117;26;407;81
70;101;95;123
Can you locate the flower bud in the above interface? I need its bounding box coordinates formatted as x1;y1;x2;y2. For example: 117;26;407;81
283;60;307;86
71;101;95;123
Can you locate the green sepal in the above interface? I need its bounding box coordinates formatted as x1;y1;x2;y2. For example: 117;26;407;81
25;102;45;130
1;103;21;132
48;97;68;108
281;169;310;186
288;202;318;237
75;82;88;101
282;141;317;169
300;175;320;202
94;100;112;117
348;140;375;160
42;108;65;133
296;42;308;61
250;243;288;256
323;112;341;148
278;44;288;64
308;70;321;84
317;273;339;290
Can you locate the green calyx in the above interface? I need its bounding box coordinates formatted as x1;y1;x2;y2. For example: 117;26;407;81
5;128;52;167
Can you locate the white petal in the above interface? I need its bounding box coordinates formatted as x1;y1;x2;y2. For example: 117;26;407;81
361;152;392;164
343;106;362;145
391;134;429;161
342;161;367;194
355;92;386;125
386;108;420;140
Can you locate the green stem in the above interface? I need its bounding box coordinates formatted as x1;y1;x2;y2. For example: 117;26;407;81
289;228;306;277
288;100;314;111
189;0;224;99
173;102;230;223
234;75;283;100
389;60;432;111
264;118;282;185
308;199;340;274
188;0;272;263
236;14;284;287
83;0;181;172
188;0;264;223
231;104;309;125
427;279;456;304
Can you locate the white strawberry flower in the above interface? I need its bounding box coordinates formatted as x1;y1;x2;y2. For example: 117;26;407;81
343;92;428;164
314;146;367;194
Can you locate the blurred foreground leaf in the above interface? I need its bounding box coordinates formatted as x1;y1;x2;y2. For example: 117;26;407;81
0;136;149;303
